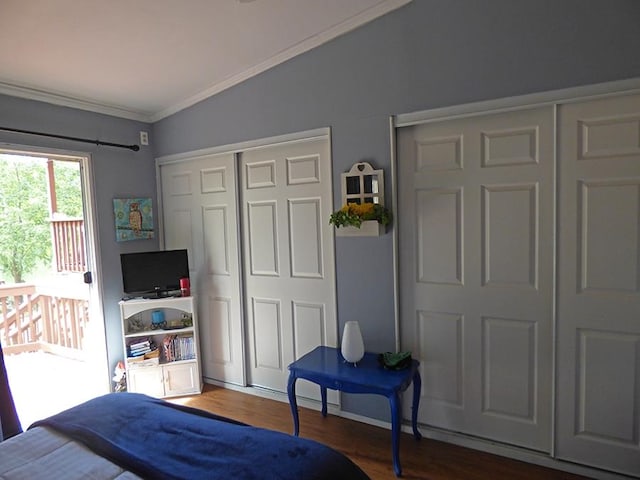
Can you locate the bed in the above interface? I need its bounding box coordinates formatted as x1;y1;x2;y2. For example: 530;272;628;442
0;392;370;479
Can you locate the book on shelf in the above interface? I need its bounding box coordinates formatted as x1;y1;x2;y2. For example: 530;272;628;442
129;344;150;350
129;348;150;357
162;333;195;362
127;338;155;357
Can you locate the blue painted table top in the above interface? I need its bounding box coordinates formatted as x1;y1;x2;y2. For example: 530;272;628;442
288;346;419;393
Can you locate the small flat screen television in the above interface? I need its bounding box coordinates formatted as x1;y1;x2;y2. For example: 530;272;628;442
120;249;189;298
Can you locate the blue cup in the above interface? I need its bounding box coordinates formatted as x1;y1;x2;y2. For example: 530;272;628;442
151;310;165;325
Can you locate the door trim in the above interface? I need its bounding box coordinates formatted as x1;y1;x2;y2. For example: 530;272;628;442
394;77;640;127
155;127;331;165
78;151;110;390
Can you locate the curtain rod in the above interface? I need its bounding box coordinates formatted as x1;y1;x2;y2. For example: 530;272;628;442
0;126;140;152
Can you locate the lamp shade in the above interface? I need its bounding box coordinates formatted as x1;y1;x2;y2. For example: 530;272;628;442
341;321;364;365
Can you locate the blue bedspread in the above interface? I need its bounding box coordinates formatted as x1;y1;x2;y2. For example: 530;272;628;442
30;393;369;480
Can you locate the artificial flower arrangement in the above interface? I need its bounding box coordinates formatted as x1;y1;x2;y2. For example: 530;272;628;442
329;202;391;229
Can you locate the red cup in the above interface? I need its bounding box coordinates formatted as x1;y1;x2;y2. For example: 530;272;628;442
179;277;190;297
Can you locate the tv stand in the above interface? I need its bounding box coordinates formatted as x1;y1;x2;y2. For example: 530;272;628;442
118;296;202;398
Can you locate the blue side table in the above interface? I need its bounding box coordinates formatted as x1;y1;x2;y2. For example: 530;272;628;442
287;346;422;477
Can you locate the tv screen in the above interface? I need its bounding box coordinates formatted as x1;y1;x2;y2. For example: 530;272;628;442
120;249;189;297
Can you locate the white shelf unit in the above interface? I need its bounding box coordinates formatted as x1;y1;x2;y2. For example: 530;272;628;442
119;296;202;398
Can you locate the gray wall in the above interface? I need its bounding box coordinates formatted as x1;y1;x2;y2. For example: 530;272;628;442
0;94;157;377
1;0;639;421
152;0;640;419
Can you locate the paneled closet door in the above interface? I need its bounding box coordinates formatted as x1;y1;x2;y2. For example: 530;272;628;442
240;137;337;401
397;106;554;452
556;94;640;477
159;153;245;386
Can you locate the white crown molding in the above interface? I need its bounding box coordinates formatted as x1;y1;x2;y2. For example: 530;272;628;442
149;0;412;122
0;0;411;124
0;82;152;123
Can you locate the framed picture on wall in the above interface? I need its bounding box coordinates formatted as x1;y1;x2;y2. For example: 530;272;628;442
113;197;154;241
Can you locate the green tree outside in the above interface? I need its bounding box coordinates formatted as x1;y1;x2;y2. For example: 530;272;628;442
54;160;83;218
0;155;82;283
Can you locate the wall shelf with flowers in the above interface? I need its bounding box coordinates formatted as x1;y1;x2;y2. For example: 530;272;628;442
330;162;391;237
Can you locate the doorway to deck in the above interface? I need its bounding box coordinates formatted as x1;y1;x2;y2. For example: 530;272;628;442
0;148;109;428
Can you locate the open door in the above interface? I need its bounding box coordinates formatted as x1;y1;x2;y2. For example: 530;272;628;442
0;148;109;427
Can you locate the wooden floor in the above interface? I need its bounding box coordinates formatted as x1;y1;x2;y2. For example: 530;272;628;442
170;384;592;480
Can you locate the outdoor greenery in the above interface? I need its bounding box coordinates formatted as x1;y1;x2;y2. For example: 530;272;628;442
0;156;82;283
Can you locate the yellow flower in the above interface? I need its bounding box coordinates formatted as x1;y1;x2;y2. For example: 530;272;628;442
329;202;391;228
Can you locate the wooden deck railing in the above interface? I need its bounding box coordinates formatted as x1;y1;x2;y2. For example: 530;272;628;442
50;218;86;273
0;283;89;358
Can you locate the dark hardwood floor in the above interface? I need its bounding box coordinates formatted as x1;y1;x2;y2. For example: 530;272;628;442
169;384;592;480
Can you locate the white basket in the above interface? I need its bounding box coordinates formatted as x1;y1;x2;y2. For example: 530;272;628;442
127;356;160;368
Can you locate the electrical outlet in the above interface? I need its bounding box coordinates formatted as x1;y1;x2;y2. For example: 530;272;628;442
139;131;149;146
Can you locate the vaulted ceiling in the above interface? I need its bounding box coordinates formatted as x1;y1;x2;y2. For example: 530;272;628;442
0;0;409;122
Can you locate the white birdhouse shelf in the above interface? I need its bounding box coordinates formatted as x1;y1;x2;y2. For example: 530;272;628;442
335;162;387;237
340;162;385;207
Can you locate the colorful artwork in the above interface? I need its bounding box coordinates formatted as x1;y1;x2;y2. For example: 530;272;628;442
113;198;154;241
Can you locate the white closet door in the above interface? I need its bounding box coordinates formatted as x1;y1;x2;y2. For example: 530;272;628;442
397;107;554;451
556;94;640;477
240;138;337;398
160;153;245;386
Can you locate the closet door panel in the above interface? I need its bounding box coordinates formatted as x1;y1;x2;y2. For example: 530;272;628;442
160;153;245;386
240;138;337;403
557;94;640;477
398;106;554;452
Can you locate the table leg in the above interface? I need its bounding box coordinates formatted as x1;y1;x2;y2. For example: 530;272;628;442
389;392;402;477
286;372;300;436
412;370;422;440
320;385;328;417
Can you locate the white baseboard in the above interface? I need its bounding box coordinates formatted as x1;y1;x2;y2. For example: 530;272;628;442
403;426;632;480
203;378;635;480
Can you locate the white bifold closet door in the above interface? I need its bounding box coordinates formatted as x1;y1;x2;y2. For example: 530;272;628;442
159;136;337;402
239;138;337;401
159;153;245;386
397;106;555;452
556;94;640;477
